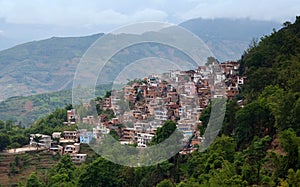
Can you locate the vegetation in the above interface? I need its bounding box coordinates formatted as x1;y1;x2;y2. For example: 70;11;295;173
0;120;28;150
0;34;103;102
0;84;111;126
149;120;179;145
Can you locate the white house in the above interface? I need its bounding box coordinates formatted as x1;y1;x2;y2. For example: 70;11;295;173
137;133;154;147
30;134;52;148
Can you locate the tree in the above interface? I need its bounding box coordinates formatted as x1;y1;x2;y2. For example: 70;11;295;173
279;129;300;171
49;155;77;186
109;129;119;141
12;135;29;146
0;120;5;129
221;100;238;136
26;172;43;187
78;157;124;187
278;169;300;187
0;133;11;151
210;135;236;162
243;136;272;185
156;179;173;187
199;104;211;136
234;100;274;149
32;135;42;150
150;120;178;145
205;56;219;66
5;120;13;131
65;103;73;110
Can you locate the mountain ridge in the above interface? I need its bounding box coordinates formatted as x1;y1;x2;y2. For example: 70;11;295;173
0;18;281;101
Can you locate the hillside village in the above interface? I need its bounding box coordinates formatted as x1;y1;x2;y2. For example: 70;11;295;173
9;60;246;163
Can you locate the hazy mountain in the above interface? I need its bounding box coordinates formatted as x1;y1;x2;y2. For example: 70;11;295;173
0;33;103;101
0;18;283;125
180;18;281;61
0;18;282;102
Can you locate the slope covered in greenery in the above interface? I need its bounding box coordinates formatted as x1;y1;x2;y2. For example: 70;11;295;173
0;33;103;101
0;84;111;126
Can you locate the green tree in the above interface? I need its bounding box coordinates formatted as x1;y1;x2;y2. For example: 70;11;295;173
32;135;42;150
0;133;10;151
279;169;300;187
0;120;5;129
11;135;29;146
221;100;238;136
234;101;274;149
26;172;43;187
205;56;219;66
109;129;119;141
279;129;300;172
242;136;272;185
49;155;76;186
78;157;124;187
150;120;178;145
199;105;211;136
156;179;173;187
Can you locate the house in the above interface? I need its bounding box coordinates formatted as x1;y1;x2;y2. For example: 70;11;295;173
82;116;97;125
93;124;110;139
49;145;63;155
137;133;154;147
226;85;239;99
122;128;136;141
154;109;168;121
184;82;196;96
79;130;93;144
52;132;61;139
191;138;201;148
63;131;79;142
64;145;76;154
71;154;87;163
30;134;51;148
63;109;76;126
64;143;80;155
237;76;247;85
103;97;112;110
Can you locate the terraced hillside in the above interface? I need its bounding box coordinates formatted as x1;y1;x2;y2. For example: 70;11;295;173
0;151;57;186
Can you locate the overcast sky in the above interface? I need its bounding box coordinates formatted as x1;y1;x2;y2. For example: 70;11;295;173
0;0;299;49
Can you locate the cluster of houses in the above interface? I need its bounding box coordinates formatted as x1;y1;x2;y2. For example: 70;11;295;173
29;109;88;163
78;61;245;151
29;61;246;158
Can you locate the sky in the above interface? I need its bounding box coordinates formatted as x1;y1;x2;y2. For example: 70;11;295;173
0;0;299;49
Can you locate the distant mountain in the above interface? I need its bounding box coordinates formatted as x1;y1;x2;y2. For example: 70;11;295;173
180;18;281;61
0;33;103;101
0;18;284;125
0;18;281;102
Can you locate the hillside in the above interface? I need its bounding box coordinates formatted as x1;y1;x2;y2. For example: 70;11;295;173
0;18;280;102
0;33;103;101
180;18;281;61
0;84;111;126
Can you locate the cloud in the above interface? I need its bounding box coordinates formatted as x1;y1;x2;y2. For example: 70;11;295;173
180;0;300;22
0;0;168;26
0;0;299;29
